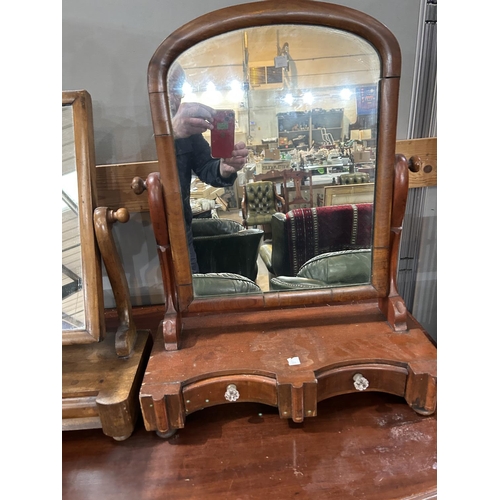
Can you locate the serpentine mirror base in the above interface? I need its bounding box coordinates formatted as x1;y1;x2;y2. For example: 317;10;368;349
140;303;436;436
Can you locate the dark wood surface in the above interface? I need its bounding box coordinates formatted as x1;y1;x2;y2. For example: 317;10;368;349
66;310;438;499
62;391;437;499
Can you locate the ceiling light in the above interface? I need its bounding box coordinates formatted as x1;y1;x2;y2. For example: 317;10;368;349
340;88;352;100
228;80;244;102
303;92;314;105
202;81;222;105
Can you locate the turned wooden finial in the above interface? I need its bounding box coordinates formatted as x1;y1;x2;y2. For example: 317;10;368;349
114;207;130;223
107;207;130;224
131;176;147;194
408;155;422;173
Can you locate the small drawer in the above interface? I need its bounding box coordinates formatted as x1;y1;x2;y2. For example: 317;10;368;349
316;363;408;401
183;374;277;414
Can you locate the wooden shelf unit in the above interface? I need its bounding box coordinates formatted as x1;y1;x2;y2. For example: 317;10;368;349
278;109;345;150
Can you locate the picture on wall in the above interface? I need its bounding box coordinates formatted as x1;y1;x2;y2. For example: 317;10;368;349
356;85;378;115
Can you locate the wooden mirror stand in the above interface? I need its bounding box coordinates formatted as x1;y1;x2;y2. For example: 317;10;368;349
62;206;153;440
62;90;152;441
137;1;437;438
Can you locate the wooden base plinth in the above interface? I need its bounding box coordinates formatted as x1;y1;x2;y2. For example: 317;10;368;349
62;330;153;440
139;302;436;435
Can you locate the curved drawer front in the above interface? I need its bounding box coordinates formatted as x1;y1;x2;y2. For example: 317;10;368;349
183;374;278;414
316;363;408;401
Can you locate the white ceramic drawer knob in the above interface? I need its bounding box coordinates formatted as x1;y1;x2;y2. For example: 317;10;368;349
224;384;240;402
353;373;369;391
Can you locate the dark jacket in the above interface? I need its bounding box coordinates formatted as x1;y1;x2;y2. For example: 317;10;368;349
175;134;237;271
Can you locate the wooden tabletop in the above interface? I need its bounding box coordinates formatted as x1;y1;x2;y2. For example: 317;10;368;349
62;391;436;499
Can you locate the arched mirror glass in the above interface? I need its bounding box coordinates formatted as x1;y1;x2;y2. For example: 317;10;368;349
168;25;379;295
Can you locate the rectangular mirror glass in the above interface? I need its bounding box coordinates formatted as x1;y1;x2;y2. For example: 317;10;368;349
62;104;84;330
62;91;104;344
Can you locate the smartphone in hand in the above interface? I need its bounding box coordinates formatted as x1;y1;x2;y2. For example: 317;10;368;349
211;109;235;158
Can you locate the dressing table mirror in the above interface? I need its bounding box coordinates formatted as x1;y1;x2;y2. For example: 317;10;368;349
139;0;437;438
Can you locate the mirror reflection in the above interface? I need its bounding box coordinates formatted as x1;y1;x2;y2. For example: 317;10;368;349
62;104;86;329
169;25;380;295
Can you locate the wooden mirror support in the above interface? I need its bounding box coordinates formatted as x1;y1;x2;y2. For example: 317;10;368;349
94;207;138;357
138;1;437;437
132;174;182;351
62;206;153;440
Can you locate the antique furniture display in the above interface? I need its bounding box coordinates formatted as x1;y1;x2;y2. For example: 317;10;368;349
282;169;314;212
132;172;265;301
62;91;152;440
139;0;437;438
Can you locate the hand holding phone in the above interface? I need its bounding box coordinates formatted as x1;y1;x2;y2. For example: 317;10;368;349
211;109;235;158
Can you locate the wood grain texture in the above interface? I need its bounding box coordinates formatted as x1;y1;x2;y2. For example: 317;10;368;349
92;306;437;500
96;161;158;212
94;206;138;356
62;392;437;500
62;330;153;440
140;302;436;433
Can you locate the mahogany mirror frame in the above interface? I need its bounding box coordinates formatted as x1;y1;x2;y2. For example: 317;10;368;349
62;90;105;344
148;0;401;316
